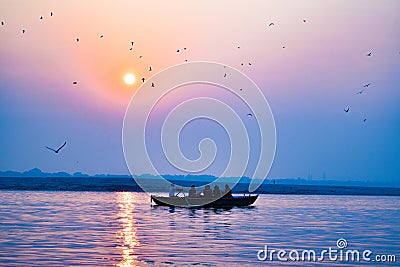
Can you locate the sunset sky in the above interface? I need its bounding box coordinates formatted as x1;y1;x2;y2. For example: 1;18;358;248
1;1;399;185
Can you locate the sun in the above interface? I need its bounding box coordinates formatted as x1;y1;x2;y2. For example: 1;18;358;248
124;73;136;85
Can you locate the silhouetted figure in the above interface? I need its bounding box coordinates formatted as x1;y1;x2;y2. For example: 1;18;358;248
344;108;349;113
213;185;221;198
149;66;152;71
1;21;4;26
356;89;365;95
247;113;253;117
188;185;196;198
22;29;25;33
367;52;372;56
224;73;227;77
76;38;79;42
169;183;176;197
223;184;233;198
176;49;180;53
46;141;66;154
72;81;77;85
151;82;155;87
40;16;43;20
269;22;274;26
363;83;371;87
303;19;306;23
50;12;53;16
203;185;212;198
363;118;367;122
100;35;104;38
142;77;145;83
273;179;276;184
131;41;134;45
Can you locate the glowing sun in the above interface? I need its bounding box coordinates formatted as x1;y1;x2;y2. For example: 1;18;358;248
124;73;136;85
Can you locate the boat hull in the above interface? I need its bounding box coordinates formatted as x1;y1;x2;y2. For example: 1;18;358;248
151;195;258;208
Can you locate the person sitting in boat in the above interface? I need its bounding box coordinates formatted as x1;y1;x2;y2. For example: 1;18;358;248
203;185;213;198
213;185;221;198
223;184;233;198
188;185;197;198
169;183;177;197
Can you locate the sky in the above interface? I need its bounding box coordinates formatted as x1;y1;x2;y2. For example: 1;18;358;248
0;0;399;185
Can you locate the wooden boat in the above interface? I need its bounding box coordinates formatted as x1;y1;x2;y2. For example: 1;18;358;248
151;195;258;208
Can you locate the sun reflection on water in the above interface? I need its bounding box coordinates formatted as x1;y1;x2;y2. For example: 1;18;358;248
116;192;142;267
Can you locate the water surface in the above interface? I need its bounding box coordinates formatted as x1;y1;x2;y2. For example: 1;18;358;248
0;191;399;266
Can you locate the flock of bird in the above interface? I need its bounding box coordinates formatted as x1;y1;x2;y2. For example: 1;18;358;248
1;12;397;155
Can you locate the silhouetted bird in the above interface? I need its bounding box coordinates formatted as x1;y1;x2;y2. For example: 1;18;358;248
249;62;252;65
185;59;188;62
142;77;145;83
176;49;180;53
363;118;367;122
1;21;4;26
149;66;152;71
184;47;187;50
269;22;274;26
282;45;286;48
247;113;253;117
344;108;349;113
129;47;133;50
151;82;155;87
363;83;371;87
46;141;66;154
40;16;43;20
224;73;227;77
72;81;77;85
367;52;372;56
100;35;104;38
356;89;365;95
50;12;53;16
238;46;240;49
303;19;306;23
139;55;142;59
22;29;25;33
241;63;244;66
76;38;79;42
240;88;243;91
131;41;134;45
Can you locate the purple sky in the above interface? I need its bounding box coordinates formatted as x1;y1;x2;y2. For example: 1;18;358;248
0;1;399;185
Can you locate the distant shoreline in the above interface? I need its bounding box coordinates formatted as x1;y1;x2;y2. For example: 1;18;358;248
0;177;399;196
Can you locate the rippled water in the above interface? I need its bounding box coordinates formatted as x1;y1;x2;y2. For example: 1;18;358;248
0;191;399;266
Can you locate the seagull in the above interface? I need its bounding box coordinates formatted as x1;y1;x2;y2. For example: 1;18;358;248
50;12;53;16
129;47;133;50
142;77;145;83
40;16;43;20
241;63;244;66
1;21;4;26
151;82;155;87
131;41;134;45
269;22;275;26
363;83;371;87
344;108;349;113
247;113;253;117
248;62;252;66
184;47;187;50
185;59;188;62
367;52;372;56
224;73;227;77
176;49;180;53
355;89;365;95
363;118;367;122
76;38;79;42
22;29;25;33
303;19;306;23
149;66;152;71
72;81;77;85
237;46;240;49
100;35;104;38
46;141;66;154
139;55;142;59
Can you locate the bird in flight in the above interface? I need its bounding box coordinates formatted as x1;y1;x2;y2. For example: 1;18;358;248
46;141;66;154
139;55;143;59
248;62;252;66
237;46;240;49
344;108;350;113
247;113;253;117
363;118;367;122
151;82;155;87
355;89;365;95
131;41;134;45
1;21;4;26
129;47;133;50
184;47;187;50
367;52;372;56
142;77;145;83
76;38;79;42
224;73;227;77
50;12;53;16
40;16;43;20
303;19;306;23
268;22;274;26
149;66;152;71
241;63;244;66
240;88;243;91
22;29;26;33
363;83;371;87
176;49;180;53
100;35;104;38
72;81;77;85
